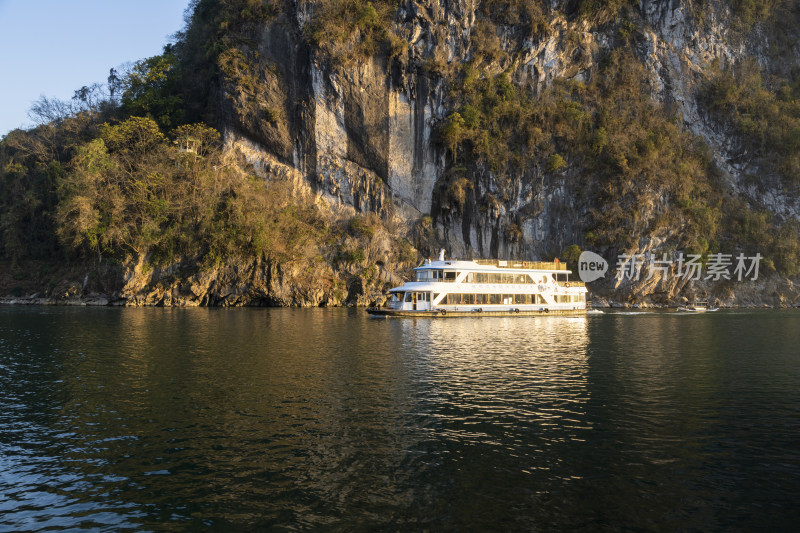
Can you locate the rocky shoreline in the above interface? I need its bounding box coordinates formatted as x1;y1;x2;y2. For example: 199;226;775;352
3;289;799;310
0;255;403;309
589;300;800;310
3;296;799;309
3;257;798;309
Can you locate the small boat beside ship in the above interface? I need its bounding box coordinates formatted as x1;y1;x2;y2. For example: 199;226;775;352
367;251;587;317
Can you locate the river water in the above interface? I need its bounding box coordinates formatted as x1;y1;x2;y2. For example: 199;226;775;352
1;307;798;531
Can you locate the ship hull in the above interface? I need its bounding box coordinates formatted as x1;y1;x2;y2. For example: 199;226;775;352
366;308;587;318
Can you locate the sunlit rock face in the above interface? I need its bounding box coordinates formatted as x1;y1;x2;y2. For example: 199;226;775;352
206;0;800;304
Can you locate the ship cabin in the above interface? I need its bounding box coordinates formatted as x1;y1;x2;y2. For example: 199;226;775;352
385;258;586;313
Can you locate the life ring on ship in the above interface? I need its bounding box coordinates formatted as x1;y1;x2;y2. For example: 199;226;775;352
565;283;571;288
440;309;447;316
477;308;483;313
544;308;549;313
514;308;520;314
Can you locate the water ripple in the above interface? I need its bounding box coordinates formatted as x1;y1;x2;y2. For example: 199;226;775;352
1;308;799;530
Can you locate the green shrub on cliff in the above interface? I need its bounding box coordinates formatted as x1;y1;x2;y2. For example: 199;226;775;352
547;154;567;173
348;214;378;239
303;0;399;60
723;203;800;276
576;0;636;22
698;59;800;182
51;116;335;267
730;0;782;25
481;0;549;37
119;52;184;129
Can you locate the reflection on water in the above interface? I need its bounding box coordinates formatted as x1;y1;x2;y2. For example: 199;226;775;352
1;308;799;531
398;316;591;444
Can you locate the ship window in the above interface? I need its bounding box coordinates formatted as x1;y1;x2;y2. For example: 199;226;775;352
475;273;488;283
489;294;501;304
404;293;413;302
475;294;488;304
444;271;457;282
515;294;532;304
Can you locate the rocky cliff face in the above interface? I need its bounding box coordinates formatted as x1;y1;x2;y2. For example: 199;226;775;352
196;0;798;306
638;0;800;220
222;2;797;219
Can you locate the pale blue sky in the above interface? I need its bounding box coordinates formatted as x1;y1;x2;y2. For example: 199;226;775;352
0;0;190;137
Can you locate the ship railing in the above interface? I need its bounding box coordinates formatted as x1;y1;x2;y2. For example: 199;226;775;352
471;259;568;270
557;281;585;287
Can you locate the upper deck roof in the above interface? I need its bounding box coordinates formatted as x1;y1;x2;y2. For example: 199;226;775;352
413;259;570;274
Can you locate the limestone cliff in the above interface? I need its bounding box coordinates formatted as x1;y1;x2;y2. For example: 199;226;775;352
187;0;799;305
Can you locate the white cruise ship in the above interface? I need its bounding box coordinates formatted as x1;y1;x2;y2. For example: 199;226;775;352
368;251;587;317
